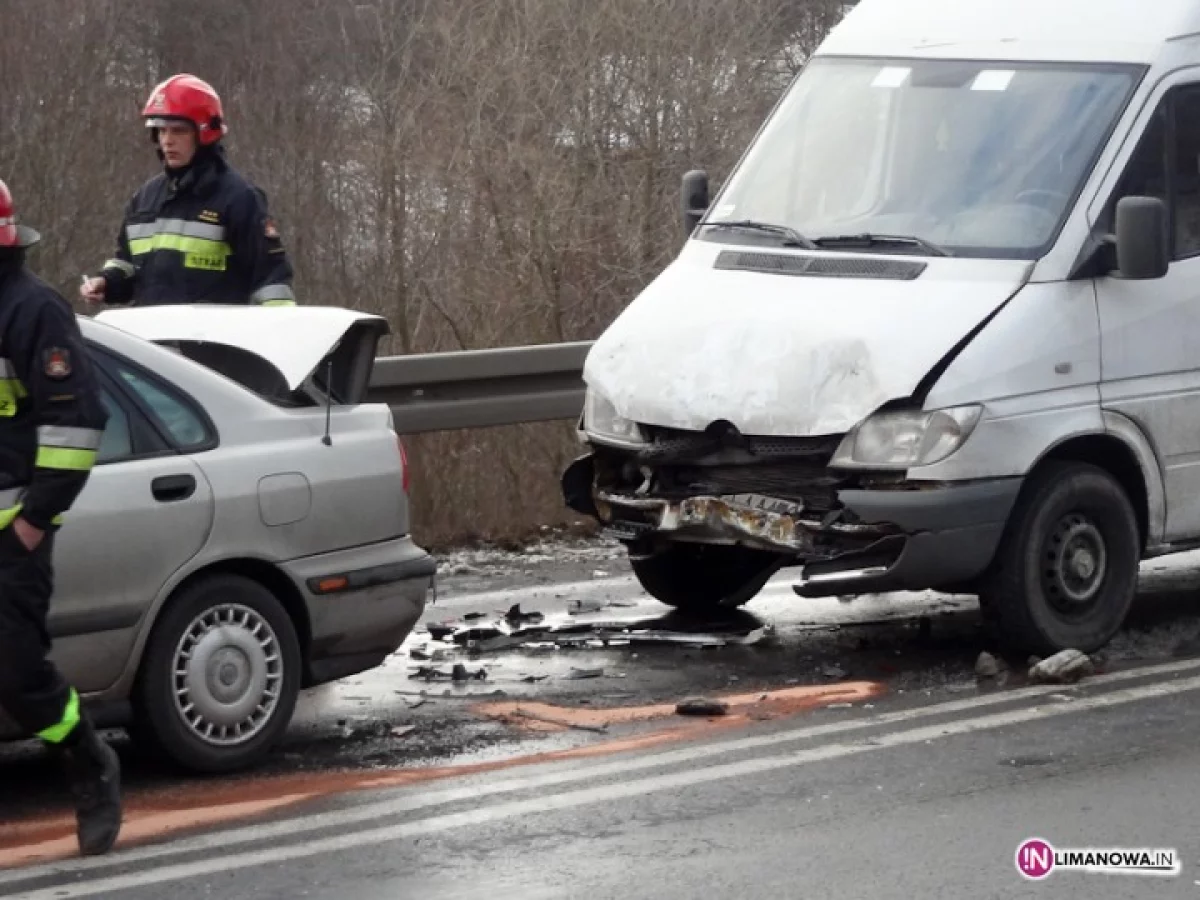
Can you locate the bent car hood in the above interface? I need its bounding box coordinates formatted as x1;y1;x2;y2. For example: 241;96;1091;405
584;247;1032;437
96;304;389;391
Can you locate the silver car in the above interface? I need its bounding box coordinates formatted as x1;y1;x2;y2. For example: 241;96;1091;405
0;304;435;773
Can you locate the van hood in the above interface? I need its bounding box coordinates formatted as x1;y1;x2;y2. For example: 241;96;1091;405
96;304;389;391
583;248;1032;437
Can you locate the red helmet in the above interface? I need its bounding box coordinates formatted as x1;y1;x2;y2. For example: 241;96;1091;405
142;74;227;146
0;179;39;249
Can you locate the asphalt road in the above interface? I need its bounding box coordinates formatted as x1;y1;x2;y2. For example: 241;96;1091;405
4;656;1198;899
6;536;1200;896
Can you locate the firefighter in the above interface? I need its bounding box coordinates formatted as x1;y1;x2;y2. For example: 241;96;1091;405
79;73;296;308
0;179;120;856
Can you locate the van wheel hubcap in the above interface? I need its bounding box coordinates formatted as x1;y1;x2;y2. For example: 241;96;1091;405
1043;514;1107;610
173;604;283;746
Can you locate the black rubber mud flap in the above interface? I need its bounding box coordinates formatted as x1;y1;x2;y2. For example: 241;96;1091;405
561;453;599;518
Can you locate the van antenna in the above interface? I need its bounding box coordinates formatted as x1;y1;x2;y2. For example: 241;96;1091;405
321;358;334;446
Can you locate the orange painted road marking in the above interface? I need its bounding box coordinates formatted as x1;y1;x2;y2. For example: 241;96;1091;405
0;795;313;869
473;681;882;732
0;679;885;870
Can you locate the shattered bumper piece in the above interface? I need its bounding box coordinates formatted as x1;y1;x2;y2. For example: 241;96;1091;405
413;608;775;659
596;491;846;553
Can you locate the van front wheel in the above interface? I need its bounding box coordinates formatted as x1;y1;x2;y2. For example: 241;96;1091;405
979;461;1140;656
630;544;781;614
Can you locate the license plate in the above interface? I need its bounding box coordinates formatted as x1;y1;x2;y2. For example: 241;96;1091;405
603;521;650;541
722;493;804;516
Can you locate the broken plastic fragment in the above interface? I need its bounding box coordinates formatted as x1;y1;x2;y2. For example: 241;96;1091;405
676;697;729;716
1028;648;1094;684
504;603;545;626
564;667;605;680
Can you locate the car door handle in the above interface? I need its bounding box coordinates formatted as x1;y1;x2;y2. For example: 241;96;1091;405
152;473;196;502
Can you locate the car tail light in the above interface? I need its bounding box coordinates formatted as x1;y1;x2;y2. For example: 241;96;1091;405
397;434;410;493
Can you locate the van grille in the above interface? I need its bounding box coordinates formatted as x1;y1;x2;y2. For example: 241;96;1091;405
657;461;844;514
714;250;926;281
638;425;840;464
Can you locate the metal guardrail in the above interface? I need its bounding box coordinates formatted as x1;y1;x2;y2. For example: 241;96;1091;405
368;341;594;434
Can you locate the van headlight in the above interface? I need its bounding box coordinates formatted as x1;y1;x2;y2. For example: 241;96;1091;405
831;405;982;469
583;388;646;447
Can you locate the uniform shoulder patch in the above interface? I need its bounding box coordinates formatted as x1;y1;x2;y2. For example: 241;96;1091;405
43;346;72;380
264;217;280;239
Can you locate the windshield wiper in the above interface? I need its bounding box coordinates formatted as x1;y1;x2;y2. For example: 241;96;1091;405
700;219;818;249
813;233;952;257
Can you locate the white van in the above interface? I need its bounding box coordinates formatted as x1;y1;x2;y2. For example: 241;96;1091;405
562;0;1200;655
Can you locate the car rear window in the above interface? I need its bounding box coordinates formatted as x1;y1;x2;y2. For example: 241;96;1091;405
117;366;211;449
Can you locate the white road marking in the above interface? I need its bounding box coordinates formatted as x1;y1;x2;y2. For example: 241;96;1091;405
13;671;1200;899
6;657;1200;892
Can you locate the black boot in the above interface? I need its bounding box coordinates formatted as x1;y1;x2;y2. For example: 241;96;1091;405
57;715;122;856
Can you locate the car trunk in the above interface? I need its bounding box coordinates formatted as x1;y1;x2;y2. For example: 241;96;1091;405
94;305;390;407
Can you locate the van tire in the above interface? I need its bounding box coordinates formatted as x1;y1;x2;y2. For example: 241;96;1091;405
131;574;302;774
979;461;1139;656
630;544;780;614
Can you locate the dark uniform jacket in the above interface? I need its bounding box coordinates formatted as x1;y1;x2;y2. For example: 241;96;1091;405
98;145;296;307
0;254;108;531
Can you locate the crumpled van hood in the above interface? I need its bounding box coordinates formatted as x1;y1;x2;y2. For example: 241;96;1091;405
583;244;1031;437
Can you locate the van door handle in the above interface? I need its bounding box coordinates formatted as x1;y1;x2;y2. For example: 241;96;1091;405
152;473;196;502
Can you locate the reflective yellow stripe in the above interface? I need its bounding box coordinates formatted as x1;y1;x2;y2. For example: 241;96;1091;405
0;504;21;529
38;425;103;450
35;446;97;471
0;360;27;418
250;284;296;304
102;258;136;278
128;234;232;258
0;383;24;417
127;218;226;241
0;503;64;528
37;688;80;744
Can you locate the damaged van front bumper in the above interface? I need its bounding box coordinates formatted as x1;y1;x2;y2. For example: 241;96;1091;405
562;450;1023;598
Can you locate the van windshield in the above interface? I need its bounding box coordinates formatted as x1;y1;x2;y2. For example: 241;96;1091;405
702;57;1140;258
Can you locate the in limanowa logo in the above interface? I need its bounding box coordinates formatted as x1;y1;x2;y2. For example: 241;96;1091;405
1016;837;1180;880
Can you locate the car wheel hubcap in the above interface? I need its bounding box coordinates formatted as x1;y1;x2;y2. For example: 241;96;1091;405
1043;514;1107;610
173;604;283;746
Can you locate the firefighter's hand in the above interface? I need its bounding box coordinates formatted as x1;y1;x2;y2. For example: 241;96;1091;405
12;517;44;553
79;276;106;305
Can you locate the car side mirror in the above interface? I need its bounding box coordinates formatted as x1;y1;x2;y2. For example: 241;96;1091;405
681;169;710;236
1114;195;1169;280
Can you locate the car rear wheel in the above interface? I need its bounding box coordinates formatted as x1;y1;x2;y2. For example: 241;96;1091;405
132;573;302;774
630;543;781;614
978;461;1140;655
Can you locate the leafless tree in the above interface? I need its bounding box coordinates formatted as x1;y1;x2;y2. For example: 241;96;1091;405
3;0;851;546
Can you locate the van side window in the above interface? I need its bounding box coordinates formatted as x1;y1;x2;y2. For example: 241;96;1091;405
1103;104;1167;236
1173;87;1200;259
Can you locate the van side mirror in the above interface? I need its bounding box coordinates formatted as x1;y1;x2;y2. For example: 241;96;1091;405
681;169;710;236
1114;195;1169;279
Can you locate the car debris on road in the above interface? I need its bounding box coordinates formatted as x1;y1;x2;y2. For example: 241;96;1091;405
1028;648;1095;684
974;648;1099;685
676;697;730;717
408;663;489;682
410;604;775;664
